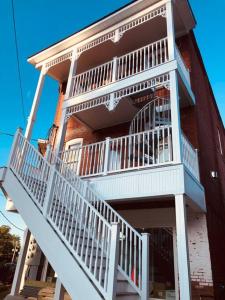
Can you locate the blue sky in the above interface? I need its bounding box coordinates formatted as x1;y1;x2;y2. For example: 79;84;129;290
0;0;225;238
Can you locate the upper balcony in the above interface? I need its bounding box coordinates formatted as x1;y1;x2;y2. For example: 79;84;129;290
28;0;196;114
67;38;191;100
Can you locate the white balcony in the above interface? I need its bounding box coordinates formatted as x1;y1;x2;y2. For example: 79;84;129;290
60;128;199;181
67;38;190;101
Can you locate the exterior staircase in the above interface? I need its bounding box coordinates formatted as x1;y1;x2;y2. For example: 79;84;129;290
0;129;149;300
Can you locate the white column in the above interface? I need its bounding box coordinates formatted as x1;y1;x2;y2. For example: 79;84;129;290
65;47;78;99
172;227;179;300
175;195;191;300
170;70;182;163
107;223;120;300
166;0;176;61
54;278;64;300
54;48;78;156
25;66;47;141
10;229;31;296
141;233;150;300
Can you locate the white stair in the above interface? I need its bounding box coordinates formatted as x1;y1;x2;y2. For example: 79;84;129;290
0;130;148;300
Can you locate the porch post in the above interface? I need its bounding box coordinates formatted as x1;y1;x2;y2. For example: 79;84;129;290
54;278;64;300
166;0;176;61
175;194;191;300
141;233;150;300
172;227;179;300
54;48;78;156
65;47;78;99
170;70;182;163
25;66;47;141
10;229;31;295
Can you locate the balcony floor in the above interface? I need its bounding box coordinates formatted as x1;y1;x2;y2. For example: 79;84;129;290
88;163;206;212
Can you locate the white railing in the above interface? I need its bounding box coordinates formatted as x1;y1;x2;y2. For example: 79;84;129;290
9;130;116;299
116;38;168;80
70;60;114;96
182;134;200;180
175;46;191;86
9;130;148;299
61;126;173;177
61;128;200;182
70;37;169;97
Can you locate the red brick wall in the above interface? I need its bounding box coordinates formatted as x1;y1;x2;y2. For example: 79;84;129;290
178;32;225;299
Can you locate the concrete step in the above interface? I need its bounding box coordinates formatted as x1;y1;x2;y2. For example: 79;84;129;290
116;292;139;300
116;279;136;293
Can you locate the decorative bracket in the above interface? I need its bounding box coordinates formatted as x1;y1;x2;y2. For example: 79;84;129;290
106;93;121;111
111;29;123;43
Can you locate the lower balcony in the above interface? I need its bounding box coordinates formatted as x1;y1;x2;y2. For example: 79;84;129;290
60;127;205;211
61;127;199;181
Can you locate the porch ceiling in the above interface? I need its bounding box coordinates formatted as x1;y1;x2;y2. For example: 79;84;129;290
75;96;139;130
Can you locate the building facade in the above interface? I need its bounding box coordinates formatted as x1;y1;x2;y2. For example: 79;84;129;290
1;0;225;299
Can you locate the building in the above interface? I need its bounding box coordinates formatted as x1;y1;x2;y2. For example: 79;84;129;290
0;0;225;299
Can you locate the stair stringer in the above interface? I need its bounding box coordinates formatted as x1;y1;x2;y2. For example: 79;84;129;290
3;168;103;300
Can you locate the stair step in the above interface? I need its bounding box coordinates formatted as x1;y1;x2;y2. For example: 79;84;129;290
116;279;136;293
116;292;139;300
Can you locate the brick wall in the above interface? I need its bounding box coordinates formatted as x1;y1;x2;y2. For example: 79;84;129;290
179;32;225;299
187;212;214;298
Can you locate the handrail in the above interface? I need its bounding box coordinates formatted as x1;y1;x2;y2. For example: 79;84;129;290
9;130;116;299
50;144;144;295
9;130;146;298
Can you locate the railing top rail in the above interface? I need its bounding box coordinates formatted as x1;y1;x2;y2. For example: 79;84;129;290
61;125;173;155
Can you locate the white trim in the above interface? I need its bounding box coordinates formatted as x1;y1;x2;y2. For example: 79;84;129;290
65;138;83;150
31;0;168;67
65;138;83;175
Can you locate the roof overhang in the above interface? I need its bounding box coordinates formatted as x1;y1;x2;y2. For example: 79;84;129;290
28;0;196;68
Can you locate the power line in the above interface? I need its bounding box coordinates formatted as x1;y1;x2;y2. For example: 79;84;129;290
0;211;24;232
11;0;26;126
0;130;38;142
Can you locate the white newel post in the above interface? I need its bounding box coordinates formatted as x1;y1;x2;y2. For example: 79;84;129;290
25;66;47;141
166;0;176;61
54;278;64;300
141;233;150;300
10;229;31;296
170;70;182;163
175;195;191;300
107;223;119;300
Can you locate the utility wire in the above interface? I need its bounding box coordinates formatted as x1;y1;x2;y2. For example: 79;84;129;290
0;211;25;232
11;0;26;126
0;130;38;142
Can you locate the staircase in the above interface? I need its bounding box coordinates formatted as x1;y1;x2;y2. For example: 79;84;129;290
1;129;149;300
